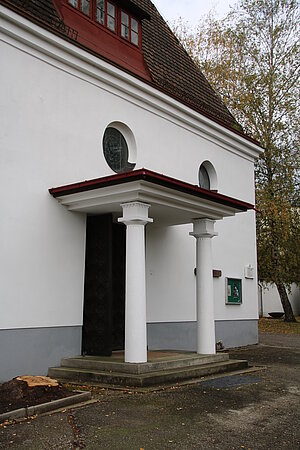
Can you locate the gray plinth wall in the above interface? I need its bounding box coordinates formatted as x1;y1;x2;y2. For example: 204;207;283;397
1;320;258;382
0;326;81;382
147;319;258;351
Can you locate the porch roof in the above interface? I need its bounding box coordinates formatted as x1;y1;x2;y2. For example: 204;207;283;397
49;168;254;225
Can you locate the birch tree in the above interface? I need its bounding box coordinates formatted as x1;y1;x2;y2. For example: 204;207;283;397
174;0;300;321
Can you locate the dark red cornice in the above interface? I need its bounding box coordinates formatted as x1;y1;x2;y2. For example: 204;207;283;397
49;168;254;212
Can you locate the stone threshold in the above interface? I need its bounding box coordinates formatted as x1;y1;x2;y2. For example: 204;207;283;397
64;365;266;393
60;351;230;374
48;351;249;387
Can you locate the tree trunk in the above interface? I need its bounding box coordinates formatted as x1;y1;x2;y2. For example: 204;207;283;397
276;282;296;322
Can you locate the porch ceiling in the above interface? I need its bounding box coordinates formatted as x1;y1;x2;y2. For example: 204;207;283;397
49;169;254;226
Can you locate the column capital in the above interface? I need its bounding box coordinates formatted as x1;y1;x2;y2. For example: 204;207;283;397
118;202;153;225
190;218;218;239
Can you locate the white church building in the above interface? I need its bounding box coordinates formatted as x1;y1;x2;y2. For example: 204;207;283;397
0;0;263;381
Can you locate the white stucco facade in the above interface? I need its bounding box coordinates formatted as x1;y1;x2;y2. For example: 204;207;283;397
0;6;262;380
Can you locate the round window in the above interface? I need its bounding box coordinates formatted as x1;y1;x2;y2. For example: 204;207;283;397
103;127;135;173
199;165;210;189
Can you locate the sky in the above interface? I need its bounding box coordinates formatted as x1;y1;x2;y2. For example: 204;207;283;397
153;0;233;27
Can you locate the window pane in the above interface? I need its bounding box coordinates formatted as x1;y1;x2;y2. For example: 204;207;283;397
96;0;105;24
131;18;138;33
107;16;115;31
121;11;129;26
107;2;115;18
121;24;129;39
107;2;115;31
199;165;210;189
131;31;138;45
81;0;89;15
121;13;129;39
68;0;78;7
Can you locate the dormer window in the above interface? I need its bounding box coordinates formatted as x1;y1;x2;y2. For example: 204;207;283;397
96;0;105;25
107;2;116;31
96;1;116;31
121;11;129;39
81;0;90;15
69;0;89;15
68;0;140;46
121;12;139;45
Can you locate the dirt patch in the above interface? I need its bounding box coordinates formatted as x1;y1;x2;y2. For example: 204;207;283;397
259;317;300;334
0;376;73;414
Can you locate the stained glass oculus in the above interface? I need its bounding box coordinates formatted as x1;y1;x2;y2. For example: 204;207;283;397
103;127;135;173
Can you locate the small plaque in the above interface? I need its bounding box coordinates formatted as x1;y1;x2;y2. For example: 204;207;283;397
226;278;242;304
244;265;254;279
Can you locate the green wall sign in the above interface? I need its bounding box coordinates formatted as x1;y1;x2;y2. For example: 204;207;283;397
226;278;242;304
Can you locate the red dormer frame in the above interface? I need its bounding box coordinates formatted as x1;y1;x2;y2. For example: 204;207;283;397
67;0;141;48
54;0;151;80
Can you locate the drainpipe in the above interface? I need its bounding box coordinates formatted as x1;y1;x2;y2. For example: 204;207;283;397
258;282;263;318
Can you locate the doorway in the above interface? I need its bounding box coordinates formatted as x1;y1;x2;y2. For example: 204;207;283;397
82;214;126;356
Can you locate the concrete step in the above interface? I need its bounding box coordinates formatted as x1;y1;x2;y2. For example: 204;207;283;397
60;353;229;374
48;359;248;387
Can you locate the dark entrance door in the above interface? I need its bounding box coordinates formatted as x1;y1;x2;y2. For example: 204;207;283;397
82;214;126;356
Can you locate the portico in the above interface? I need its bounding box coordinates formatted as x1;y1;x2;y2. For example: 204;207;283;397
49;168;254;363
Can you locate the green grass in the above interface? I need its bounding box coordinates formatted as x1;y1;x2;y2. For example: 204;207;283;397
259;317;300;334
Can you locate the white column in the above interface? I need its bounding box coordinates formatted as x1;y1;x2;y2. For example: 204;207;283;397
190;219;218;354
118;202;153;363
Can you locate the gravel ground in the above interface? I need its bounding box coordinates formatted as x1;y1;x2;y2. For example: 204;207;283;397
0;332;299;450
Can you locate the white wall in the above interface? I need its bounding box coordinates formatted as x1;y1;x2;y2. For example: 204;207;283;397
213;210;258;321
146;224;196;322
146;210;258;323
259;284;300;317
0;10;260;331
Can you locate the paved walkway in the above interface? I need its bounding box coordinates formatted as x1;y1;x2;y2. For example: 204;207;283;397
259;332;300;348
1;333;299;449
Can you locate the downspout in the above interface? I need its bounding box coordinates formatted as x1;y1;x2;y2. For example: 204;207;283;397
258;282;263;318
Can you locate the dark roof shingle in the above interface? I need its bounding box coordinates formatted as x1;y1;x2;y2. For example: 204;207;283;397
3;0;61;25
139;1;241;131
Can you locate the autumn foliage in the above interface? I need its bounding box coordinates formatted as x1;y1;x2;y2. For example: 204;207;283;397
173;0;300;321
